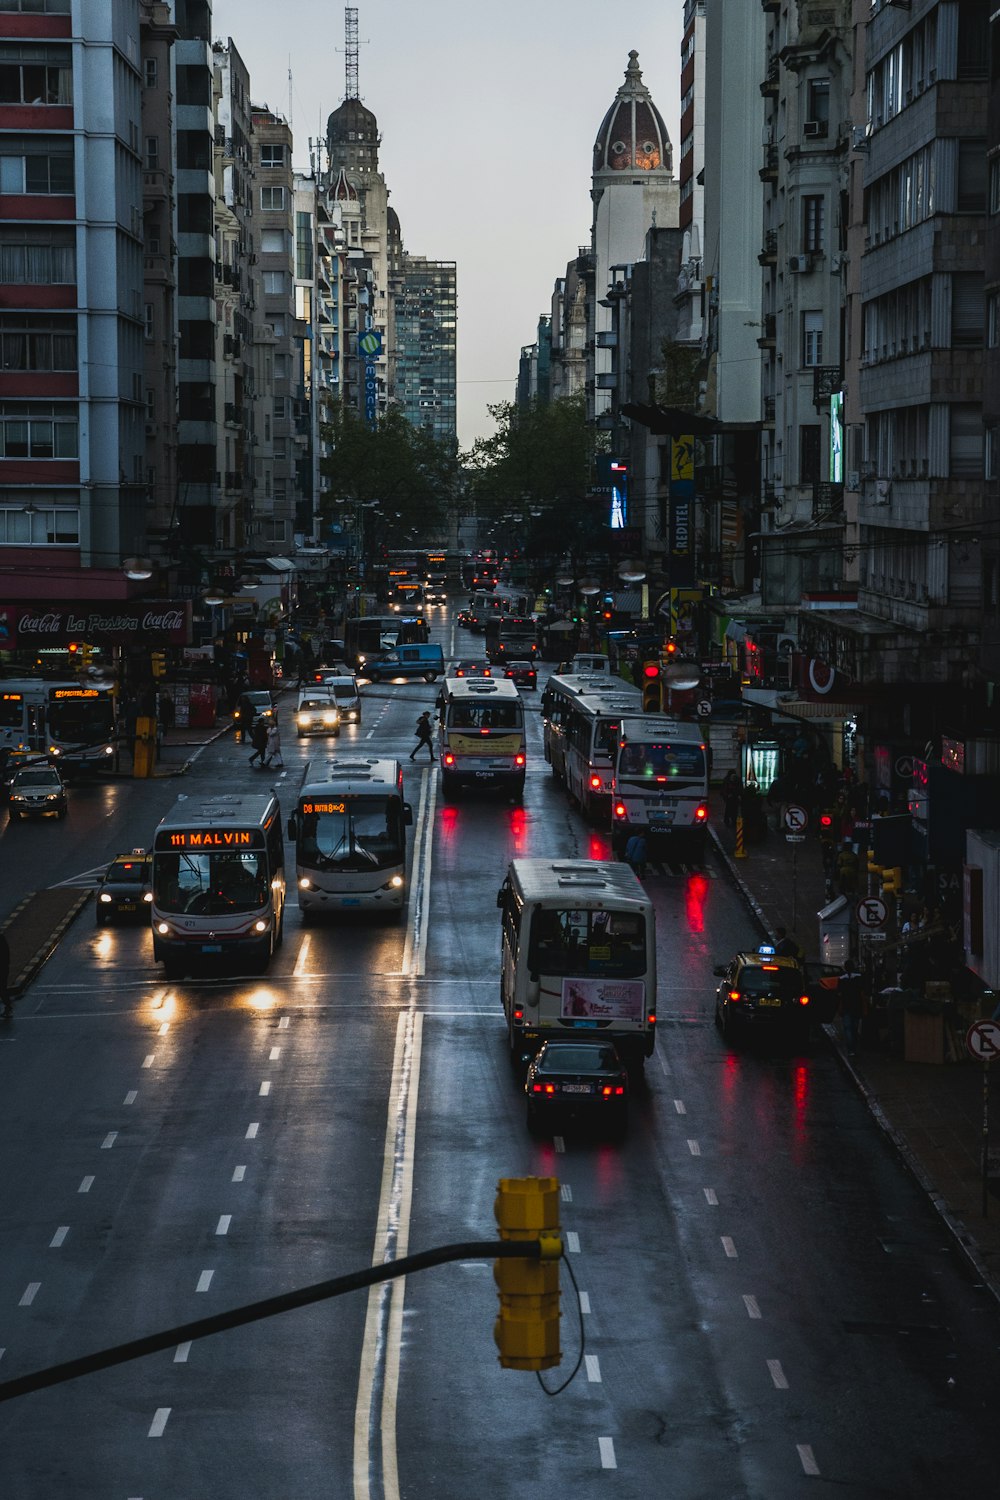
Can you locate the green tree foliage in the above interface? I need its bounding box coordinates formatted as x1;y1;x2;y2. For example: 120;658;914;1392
319;403;459;538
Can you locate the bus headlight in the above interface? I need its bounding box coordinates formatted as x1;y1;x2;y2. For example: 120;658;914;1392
143;891;154;902
156;921;170;935
253;919;268;933
299;877;312;890
390;875;404;888
104;745;114;756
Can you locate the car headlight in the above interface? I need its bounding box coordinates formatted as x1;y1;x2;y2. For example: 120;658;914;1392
99;892;113;903
46;793;59;801
323;713;338;724
143;891;154;903
11;794;25;803
103;745;114;756
296;714;308;725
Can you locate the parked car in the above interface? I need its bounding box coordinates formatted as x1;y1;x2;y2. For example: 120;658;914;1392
233;690;275;742
504;659;537;690
8;763;67;820
95;850;153;925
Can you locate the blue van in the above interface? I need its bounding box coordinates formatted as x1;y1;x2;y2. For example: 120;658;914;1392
365;642;445;683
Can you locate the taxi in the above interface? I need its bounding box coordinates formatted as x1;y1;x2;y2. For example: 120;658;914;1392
96;850;153;926
713;944;811;1044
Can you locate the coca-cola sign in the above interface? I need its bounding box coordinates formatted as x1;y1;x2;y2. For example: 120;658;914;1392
0;602;191;646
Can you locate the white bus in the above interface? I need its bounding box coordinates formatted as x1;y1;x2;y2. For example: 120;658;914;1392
540;672;643;821
438;676;526;802
286;757;412;922
612;715;710;857
0;678;116;772
498;858;657;1065
151;792;286;978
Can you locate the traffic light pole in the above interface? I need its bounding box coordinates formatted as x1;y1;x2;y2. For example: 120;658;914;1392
0;1239;552;1404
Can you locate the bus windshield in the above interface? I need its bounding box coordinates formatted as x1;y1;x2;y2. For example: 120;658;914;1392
527;908;647;979
619;740;706;778
48;698;114;745
153;851;270;915
298;795;404;872
448;702;521;730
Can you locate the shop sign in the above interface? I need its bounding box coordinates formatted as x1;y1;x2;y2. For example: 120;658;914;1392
2;602;191;645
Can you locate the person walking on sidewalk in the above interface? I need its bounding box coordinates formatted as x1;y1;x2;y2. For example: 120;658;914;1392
248;716;269;767
721;769;740;829
0;927;11;1018
410;711;435;762
774;925;804;963
838;961;865;1056
264;719;283;769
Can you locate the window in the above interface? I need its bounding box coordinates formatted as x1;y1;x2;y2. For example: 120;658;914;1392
263;270;287;296
260;228;287;255
958;139;987;213
803;195;825;253
952;272;984;345
145;136;159;169
144;303;154;340
144;57;158;88
0;143;73;194
0;227;74;283
989;290;1000;348
950;404;983;476
0;314;76;370
802;311;824;367
806;77;829;131
991;157;1000;215
0;504;79;545
260;144;285;168
0;403;78;458
0;45;72;105
800;425;821;485
987;425;998;481
260;186;285;211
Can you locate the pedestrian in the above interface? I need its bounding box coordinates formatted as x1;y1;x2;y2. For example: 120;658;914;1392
773;925;803;963
721;769;740;829
838;962;865;1056
0;926;11;1017
409;711;435;761
248;715;269;766
836;840;859;896
623;831;647;878
264;719;283;768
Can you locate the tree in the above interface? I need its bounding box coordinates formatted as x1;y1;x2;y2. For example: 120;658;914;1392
319;404;459;540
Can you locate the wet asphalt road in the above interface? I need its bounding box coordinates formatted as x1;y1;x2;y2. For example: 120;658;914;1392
0;610;997;1499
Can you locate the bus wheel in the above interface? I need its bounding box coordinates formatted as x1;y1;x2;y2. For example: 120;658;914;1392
275;909;285;947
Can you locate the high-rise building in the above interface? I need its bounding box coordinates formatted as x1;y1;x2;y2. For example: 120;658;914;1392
394;255;457;447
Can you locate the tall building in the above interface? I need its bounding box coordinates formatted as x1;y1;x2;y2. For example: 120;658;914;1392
393;255;457;446
675;0;706;346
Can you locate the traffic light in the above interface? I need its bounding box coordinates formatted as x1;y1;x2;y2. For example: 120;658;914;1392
642;661;661;713
150;650;166;679
882;865;903;896
493;1176;561;1371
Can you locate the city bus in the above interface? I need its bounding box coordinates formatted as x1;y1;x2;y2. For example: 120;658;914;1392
150;791;285;978
438;676;526;802
611;715;710;858
498;858;657;1065
484;614;538;664
344;614;429;670
286;756;412;922
540;672;642;819
0;678;116;772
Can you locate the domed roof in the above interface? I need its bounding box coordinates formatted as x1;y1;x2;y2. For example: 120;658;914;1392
327;95;378;147
593;51;672;176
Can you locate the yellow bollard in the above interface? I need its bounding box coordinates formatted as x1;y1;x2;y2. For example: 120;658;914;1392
132;715;157;779
734;814;747;859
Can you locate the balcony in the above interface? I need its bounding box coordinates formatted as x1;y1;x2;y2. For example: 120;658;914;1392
224;402;243;426
758;230;778;266
760;57;780;97
757;313;776;349
760;144;778;183
812;366;843;404
763;395;776;426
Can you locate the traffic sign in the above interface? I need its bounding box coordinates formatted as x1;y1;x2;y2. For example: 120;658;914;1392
697;699;712;718
966;1020;1000;1062
856;896;888;929
784;804;808;834
785;834;806;844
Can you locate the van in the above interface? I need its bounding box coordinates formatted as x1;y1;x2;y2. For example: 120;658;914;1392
560;653;610;674
365;641;445;684
325;674;362;724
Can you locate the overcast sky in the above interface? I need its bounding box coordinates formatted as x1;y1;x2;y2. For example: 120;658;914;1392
212;0;685;450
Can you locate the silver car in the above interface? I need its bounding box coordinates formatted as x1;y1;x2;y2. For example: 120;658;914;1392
8;764;67;820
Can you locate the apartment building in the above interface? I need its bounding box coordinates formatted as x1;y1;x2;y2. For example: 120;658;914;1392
140;0;178;545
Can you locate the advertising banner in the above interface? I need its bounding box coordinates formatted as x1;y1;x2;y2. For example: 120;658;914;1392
668;434;695;586
560;978;645;1022
0;602;192;646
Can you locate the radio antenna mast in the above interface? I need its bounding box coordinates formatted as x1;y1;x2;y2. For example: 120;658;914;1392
345;6;359;100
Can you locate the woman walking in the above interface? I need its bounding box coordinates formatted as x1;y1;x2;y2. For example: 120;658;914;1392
264;718;283;768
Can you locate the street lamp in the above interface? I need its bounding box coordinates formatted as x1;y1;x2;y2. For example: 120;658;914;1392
617;560;646;583
122;555;154;581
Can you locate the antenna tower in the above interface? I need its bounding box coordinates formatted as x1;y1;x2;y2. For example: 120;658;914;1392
345;7;359;101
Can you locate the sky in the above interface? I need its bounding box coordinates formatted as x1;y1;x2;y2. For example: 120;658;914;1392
212;0;685;452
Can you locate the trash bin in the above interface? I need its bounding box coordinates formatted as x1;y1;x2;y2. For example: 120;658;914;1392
903;1002;945;1064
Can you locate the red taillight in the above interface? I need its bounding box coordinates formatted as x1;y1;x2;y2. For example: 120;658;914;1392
600;1084;626;1098
761;963;780;971
728;990;742;1002
479;727;490;735
513;1008;524;1021
798;994;810;1007
543;1083;556;1095
514;753;526;767
614;802;627;818
443;752;455;766
656;775;667;783
590;774;602;789
694;804;708;822
647;1013;656;1026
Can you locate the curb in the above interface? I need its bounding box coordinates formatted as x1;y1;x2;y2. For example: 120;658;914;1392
709;825;1000;1307
8;888;91;998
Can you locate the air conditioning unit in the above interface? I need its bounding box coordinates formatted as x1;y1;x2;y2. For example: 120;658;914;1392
788;254;811;273
851;125;870;152
803;120;822;138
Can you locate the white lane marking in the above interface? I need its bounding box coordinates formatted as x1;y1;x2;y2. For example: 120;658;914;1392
174;1342;191;1363
19;1283;40;1306
0;1348;4;1363
142;1054;154;1069
245;1123;259;1139
232;1165;246;1182
216;1215;231;1236
797;1445;820;1476
743;1294;761;1319
101;1131;117;1150
687;1139;701;1156
565;1231;580;1254
560;1183;573;1203
50;1226;69;1248
78;1176;94;1193
269;1046;281;1061
768;1359;789;1389
195;1270;214;1293
722;1236;738;1258
401;770;436;978
365;728;375;740
585;1354;602;1383
293;935;311;977
278;1015;290;1030
553;1135;565;1154
124;1090;137;1105
354;1010;423;1500
673;1099;687;1114
259;1081;271;1096
704;1188;718;1205
148;1408;171;1437
579;1292;591;1315
158;1021;170;1035
598;1437;617;1470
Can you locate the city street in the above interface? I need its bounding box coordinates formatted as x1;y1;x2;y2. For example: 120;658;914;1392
0;611;997;1499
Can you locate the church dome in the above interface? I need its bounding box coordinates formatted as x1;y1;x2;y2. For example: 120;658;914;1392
593;51;672;175
327;95;378;149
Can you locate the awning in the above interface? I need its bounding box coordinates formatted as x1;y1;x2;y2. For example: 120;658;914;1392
265;556;296;573
776;699;864;720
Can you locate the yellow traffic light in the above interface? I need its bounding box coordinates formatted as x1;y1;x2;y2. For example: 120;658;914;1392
150;651;166;679
493;1176;561;1371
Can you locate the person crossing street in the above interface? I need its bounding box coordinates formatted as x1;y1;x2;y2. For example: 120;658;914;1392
410;711;435;761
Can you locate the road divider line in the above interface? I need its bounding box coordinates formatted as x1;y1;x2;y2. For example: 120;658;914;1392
232;1166;246;1182
142;1054;154;1069
148;1407;170;1437
101;1132;117;1150
767;1359;788;1389
174;1342;191;1363
78;1176;94;1194
49;1227;68;1248
216;1216;231;1236
269;1047;281;1061
195;1270;213;1293
687;1139;701;1156
579;1292;591;1315
124;1091;137;1105
721;1236;738;1258
278;1015;290;1029
704;1188;718;1205
293;935;311;977
19;1283;39;1307
259;1081;271;1096
585;1354;602;1383
565;1231;580;1254
245;1122;259;1139
743;1294;761;1319
598;1437;617;1470
673;1099;687;1114
797;1444;820;1475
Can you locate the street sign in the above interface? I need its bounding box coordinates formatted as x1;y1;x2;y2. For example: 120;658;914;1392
859;930;887;942
966;1020;1000;1062
784;804;808;834
785;833;806;843
697;699;712;718
856;896;888;929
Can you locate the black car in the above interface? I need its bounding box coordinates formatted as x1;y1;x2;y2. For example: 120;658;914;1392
95;850;153;925
233;690;275;742
525;1040;629;1135
451;659;492;678
713;945;812;1044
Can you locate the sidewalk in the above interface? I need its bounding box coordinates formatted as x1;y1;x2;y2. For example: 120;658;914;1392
711;795;1000;1303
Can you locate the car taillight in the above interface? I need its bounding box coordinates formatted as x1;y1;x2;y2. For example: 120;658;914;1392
443;753;455;766
479;727;490;735
600;1084;626;1098
515;753;525;767
647;1012;656;1026
590;774;602;789
614;802;627;818
798;994;810;1007
532;1082;556;1095
728;990;742;1002
694;804;708;822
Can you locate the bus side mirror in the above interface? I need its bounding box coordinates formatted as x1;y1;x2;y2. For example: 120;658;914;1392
496;888;505;908
403;802;413;825
287;815;297;842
